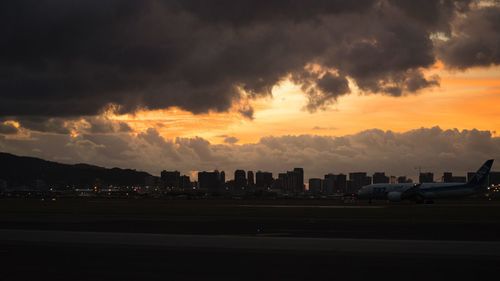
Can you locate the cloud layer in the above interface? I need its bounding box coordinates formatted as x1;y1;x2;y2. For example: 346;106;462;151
1;126;498;180
438;5;500;68
1;0;498;123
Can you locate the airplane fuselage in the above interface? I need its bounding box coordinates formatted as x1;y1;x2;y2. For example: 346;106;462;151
357;183;411;200
357;182;480;201
418;182;477;199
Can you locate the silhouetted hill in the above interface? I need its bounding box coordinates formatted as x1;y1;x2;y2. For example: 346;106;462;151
0;152;154;187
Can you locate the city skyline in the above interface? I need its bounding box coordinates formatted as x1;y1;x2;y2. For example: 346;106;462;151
5;151;499;194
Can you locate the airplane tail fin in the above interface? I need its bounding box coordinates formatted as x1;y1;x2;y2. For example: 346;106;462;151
467;159;494;188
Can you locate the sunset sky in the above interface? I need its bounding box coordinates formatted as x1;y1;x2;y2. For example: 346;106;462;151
1;0;499;180
112;63;500;144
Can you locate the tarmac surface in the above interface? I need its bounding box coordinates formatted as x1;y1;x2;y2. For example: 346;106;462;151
1;198;500;280
2;229;500;256
2;237;499;281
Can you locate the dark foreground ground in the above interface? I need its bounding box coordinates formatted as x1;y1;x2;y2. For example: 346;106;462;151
2;241;499;281
1;198;500;280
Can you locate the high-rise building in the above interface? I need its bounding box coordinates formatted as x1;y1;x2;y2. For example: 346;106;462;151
271;169;306;193
293;168;304;191
451;176;467;183
179;175;191;189
323;173;347;194
443;172;453;183
389;176;397;184
198;171;224;191
323;174;335;194
348;172;371;193
308;178;322;194
397;176;412;183
275;173;287;191
346;180;353;194
247;171;254;186
161;170;180;188
335;174;347;193
373;172;389;184
256;171;273;190
419;172;434;183
286;171;298;193
220;171;225;185
234;170;246;188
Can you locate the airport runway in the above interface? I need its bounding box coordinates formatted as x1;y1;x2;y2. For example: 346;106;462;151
238;204;386;208
1;229;500;257
2;229;500;281
2;200;500;240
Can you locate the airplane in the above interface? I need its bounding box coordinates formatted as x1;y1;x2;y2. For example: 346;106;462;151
357;159;494;203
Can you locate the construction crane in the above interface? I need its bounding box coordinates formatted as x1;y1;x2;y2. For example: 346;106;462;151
414;166;425;174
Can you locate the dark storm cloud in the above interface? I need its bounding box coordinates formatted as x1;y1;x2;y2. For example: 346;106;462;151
439;5;500;68
86;117;133;134
174;0;376;23
292;70;351;111
15;117;71;134
0;0;495;123
307;73;350;111
388;0;472;31
0;115;135;135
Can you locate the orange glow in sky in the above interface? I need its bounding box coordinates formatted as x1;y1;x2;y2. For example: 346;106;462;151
112;65;500;143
